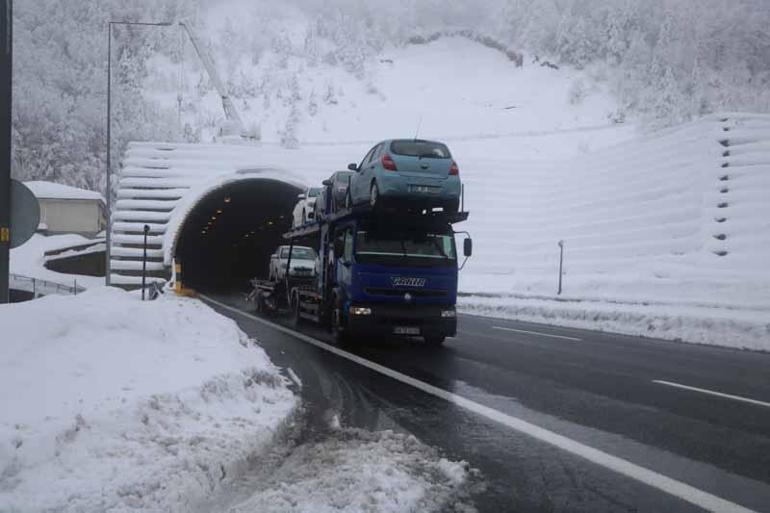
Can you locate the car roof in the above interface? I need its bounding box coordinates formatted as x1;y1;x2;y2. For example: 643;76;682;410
385;138;446;145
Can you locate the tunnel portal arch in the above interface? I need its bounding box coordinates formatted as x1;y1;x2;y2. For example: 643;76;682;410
164;171;306;291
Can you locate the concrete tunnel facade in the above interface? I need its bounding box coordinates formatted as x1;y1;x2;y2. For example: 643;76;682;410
112;142;307;290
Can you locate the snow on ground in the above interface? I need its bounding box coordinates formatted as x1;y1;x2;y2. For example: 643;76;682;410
9;233;105;290
0;289;475;512
225;429;474;513
0;288;297;512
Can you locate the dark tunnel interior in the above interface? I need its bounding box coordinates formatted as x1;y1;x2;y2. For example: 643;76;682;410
176;179;302;293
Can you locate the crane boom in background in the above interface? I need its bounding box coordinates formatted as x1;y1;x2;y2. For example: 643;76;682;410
178;20;254;140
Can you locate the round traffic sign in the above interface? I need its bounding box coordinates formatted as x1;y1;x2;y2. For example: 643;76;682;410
10;179;40;248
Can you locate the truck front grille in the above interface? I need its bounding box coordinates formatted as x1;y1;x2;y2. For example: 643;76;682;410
365;287;448;298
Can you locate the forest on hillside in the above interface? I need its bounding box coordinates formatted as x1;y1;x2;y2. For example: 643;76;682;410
11;0;770;192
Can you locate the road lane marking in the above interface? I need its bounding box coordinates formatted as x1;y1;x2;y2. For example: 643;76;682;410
493;325;582;341
201;295;757;513
653;380;770;408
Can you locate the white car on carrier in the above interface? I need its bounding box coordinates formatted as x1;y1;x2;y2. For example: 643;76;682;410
268;245;318;282
292;187;322;227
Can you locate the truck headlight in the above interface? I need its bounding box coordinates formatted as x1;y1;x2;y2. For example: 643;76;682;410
441;309;456;318
350;307;372;316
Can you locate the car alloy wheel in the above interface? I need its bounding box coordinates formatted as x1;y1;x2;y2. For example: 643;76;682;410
370;182;379;208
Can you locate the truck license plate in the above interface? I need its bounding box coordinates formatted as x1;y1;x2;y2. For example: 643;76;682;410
394;326;420;335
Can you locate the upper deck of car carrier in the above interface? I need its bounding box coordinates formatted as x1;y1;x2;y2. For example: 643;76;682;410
283;203;469;241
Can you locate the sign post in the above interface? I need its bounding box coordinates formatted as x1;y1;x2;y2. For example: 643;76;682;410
0;0;13;304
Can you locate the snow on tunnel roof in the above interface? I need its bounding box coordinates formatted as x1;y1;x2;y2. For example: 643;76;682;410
25;181;105;203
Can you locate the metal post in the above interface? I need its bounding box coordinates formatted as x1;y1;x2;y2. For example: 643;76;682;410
141;224;149;300
73;279;77;295
0;0;12;304
557;240;564;295
105;21;112;286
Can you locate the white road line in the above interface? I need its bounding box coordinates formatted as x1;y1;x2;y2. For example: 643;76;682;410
653;380;770;409
201;295;757;513
493;325;582;341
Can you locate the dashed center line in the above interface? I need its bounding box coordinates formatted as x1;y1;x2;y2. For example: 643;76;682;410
493;325;582;341
202;295;757;513
652;380;770;408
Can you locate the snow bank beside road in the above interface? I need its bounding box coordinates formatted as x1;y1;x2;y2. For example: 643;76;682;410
459;294;770;351
0;288;297;512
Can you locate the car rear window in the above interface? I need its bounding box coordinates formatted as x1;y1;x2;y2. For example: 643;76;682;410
390;140;451;159
307;188;322;197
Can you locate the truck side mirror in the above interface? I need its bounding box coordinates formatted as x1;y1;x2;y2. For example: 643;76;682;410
322;179;332;186
347;163;358;171
463;238;473;257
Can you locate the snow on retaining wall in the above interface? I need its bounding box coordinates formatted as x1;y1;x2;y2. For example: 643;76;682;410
458;113;770;311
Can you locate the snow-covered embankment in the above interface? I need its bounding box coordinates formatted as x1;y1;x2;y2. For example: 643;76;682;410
0;288;297;512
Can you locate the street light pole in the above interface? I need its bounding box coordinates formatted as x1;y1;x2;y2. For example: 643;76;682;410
106;20;172;287
105;21;112;286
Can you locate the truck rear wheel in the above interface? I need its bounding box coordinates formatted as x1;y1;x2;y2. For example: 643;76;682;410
292;294;302;328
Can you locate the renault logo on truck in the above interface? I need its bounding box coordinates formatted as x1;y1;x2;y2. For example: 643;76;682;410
391;277;427;287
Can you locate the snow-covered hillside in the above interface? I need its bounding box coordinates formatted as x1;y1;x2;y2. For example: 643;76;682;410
166;34;622;145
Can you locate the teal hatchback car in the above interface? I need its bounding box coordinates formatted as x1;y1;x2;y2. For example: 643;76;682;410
347;139;462;213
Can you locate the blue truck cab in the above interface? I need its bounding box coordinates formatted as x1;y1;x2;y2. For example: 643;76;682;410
330;217;463;344
284;193;471;346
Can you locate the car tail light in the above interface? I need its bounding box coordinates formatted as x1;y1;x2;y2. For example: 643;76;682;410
381;154;397;171
449;160;459;176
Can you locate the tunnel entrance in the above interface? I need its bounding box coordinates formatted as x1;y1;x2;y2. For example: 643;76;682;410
175;179;302;293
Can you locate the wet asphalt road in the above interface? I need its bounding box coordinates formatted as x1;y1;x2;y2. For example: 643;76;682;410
202;293;770;513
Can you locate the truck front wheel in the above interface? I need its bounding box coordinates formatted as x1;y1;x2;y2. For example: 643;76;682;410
424;334;446;346
331;305;349;344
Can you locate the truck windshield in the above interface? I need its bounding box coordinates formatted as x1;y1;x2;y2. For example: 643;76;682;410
355;231;457;267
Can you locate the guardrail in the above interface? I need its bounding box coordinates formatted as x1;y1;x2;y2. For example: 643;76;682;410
9;274;85;297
